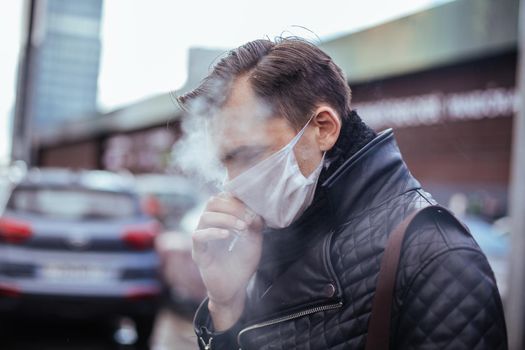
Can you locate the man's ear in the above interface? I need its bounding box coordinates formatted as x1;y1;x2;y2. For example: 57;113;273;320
312;106;341;151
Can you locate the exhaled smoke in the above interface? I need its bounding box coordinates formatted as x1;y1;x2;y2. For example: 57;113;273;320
170;73;276;189
170;96;227;188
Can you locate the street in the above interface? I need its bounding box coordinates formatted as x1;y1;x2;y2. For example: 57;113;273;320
0;307;196;350
150;308;196;350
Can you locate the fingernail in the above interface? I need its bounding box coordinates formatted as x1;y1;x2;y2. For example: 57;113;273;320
235;220;247;230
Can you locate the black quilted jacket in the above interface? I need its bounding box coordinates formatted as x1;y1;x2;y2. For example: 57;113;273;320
194;129;507;349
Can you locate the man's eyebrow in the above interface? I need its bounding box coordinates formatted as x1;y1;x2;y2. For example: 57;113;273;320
220;145;270;163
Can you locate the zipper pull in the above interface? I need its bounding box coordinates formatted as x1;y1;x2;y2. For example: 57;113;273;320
199;336;213;349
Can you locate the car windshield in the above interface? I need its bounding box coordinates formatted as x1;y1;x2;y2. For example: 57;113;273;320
7;187;137;220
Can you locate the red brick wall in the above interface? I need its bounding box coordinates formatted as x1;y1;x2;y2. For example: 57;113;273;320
393;116;513;187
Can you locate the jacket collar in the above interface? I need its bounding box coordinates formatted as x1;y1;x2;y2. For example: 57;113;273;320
322;129;421;225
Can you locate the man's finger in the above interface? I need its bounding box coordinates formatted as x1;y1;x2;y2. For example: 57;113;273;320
206;196;244;217
193;227;230;244
206;195;257;224
192;228;230;266
198;211;248;231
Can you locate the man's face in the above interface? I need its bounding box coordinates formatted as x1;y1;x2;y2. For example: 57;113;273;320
209;75;324;180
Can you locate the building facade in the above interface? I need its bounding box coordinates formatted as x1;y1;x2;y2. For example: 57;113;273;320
29;0;103;128
35;0;518;220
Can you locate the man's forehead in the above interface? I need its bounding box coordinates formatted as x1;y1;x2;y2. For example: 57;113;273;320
209;112;270;154
209;92;273;147
215;100;272;126
206;75;295;155
211;107;269;133
218;75;273;120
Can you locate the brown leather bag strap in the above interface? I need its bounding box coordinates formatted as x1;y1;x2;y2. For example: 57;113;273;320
365;205;439;350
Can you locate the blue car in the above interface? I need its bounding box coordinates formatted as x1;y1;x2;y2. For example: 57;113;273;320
0;168;161;344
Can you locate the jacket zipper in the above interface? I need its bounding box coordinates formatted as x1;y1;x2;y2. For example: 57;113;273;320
237;301;343;347
199;335;213;349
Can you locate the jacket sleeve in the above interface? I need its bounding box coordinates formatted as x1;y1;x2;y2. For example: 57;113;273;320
394;248;508;349
194;298;243;350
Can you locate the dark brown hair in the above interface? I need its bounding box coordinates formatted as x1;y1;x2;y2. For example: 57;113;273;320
177;37;352;129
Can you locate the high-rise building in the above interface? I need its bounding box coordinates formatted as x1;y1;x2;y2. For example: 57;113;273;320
29;0;102;127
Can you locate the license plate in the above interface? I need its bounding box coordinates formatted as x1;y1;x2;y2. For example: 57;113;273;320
41;263;115;282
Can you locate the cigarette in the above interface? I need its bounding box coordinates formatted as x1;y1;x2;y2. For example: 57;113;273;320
228;209;255;252
228;231;241;252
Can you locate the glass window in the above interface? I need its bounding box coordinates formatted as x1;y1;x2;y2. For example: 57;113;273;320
8;187;138;220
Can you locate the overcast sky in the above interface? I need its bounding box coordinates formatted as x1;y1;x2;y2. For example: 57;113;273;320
0;0;453;162
98;0;454;110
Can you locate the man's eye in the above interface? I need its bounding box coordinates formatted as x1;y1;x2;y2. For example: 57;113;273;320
222;154;234;163
239;149;267;166
222;146;270;169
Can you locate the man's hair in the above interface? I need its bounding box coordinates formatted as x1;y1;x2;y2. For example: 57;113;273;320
177;37;353;129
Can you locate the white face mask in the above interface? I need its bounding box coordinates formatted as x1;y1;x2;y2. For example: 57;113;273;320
223;119;325;228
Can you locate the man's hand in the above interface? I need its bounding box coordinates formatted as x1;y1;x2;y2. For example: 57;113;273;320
192;193;263;331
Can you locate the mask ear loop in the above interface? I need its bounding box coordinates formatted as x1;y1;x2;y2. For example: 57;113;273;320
305;151;327;181
291;114;326;181
288;113;317;149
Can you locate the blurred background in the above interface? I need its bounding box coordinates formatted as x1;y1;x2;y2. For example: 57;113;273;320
1;0;524;349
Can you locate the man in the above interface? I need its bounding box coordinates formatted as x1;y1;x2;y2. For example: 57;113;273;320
178;38;507;349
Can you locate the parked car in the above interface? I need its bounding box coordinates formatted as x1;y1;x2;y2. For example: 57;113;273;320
0;168;161;345
0;177;11;215
155;202;207;310
0;160;27;214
